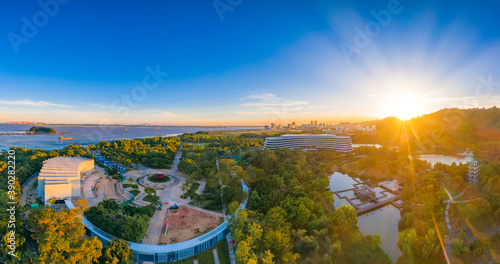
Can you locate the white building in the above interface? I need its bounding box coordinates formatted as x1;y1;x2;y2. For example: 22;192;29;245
263;134;353;152
38;157;94;205
467;161;480;183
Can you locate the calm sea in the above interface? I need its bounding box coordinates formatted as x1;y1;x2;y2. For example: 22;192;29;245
0;124;258;150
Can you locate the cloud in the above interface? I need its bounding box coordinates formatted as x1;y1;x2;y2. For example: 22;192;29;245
307;105;335;109
88;103;111;108
154;111;189;119
236;93;310;117
242;93;308;107
0;99;74;108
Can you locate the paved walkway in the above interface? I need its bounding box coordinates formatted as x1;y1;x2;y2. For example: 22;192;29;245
20;172;38;206
143;144;182;245
226;235;236;264
213;248;220;264
443;227;500;262
443;186;481;233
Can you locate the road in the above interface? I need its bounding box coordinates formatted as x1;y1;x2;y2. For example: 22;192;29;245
20;172;38;206
143;144;182;245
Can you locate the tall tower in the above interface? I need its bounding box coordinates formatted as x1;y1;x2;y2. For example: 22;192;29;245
467;161;480;183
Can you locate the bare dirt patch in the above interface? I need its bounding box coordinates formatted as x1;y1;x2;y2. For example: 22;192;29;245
159;205;222;244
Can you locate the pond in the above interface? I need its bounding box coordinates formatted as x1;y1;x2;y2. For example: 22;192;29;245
416;154;475;165
357;205;402;262
329;172;402;263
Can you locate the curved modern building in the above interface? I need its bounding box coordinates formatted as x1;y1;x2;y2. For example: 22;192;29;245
38;157;94;205
263;134;353;152
63;181;250;263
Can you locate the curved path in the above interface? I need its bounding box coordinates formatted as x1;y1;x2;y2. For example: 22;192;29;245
443;186;481;233
20;172;38;206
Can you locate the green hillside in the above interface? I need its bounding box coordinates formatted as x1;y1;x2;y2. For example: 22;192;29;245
372;107;500;161
29;126;57;134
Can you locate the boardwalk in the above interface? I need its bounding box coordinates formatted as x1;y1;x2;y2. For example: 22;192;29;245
333;180;401;215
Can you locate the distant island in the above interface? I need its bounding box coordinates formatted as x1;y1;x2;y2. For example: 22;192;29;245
29;126;57;134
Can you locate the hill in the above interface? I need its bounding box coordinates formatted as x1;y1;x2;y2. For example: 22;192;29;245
29;126;57;134
371;107;500;161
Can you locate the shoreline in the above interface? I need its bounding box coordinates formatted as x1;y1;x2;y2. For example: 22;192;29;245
0;133;185;152
1;123;264;128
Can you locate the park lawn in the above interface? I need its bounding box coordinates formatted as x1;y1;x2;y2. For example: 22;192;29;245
123;183;138;189
216;239;229;264
197;247;215;264
160;245;215;264
143;194;157;202
129;189;141;196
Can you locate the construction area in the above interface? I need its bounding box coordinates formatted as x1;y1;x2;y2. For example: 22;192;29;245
158;205;223;245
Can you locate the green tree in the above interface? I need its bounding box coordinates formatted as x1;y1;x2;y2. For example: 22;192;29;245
262;229;296;262
235;240;257;264
263;206;290;232
459;230;468;243
144;187;156;196
469;239;486;257
227;200;240;217
30;208;102;263
398;228;418;258
261;250;274;264
451;239;468;256
99;238;132;264
292;229;318;255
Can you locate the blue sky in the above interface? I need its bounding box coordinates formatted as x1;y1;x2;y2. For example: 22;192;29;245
1;0;499;125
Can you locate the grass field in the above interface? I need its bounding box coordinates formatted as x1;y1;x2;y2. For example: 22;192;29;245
157;239;228;264
123;183;138;189
129;189;141;196
143;194;157;202
216;239;229;264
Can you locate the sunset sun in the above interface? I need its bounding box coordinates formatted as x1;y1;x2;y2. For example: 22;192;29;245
380;94;425;120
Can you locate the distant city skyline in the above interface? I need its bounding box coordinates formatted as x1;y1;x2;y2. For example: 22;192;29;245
1;1;499;125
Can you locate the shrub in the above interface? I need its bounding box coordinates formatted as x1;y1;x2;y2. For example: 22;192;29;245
148;173;170;183
129;189;140;196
